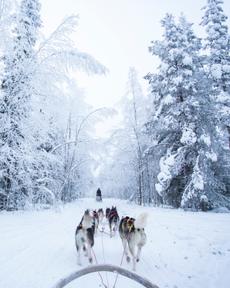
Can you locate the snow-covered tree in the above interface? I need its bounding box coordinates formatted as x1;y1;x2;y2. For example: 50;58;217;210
123;68;147;204
98;68;149;204
145;14;230;210
201;0;230;141
25;14;106;207
201;0;230;203
0;0;41;209
201;0;230;92
0;1;106;210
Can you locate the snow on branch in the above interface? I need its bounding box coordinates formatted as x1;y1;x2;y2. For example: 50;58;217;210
42;50;107;75
36;15;79;58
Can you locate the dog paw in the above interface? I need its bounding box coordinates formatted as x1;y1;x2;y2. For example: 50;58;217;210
89;257;93;263
136;258;140;262
126;256;131;262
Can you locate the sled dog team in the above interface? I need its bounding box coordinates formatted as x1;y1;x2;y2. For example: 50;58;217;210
75;206;148;271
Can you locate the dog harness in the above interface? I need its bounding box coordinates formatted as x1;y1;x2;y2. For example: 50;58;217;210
109;209;118;219
122;216;135;233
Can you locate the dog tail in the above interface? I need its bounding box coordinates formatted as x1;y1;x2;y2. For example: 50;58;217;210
135;212;148;229
82;213;93;229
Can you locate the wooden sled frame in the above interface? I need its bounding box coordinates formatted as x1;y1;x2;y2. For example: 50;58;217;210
52;264;159;288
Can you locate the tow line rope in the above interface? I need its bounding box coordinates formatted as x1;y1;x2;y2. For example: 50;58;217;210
98;222;129;288
112;239;127;288
99;228;110;236
92;248;108;288
101;226;110;287
93;219;132;288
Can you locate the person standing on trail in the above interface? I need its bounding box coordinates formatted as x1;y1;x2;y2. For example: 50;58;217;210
96;188;102;201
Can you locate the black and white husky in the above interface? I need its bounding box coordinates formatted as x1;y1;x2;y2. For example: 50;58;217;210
75;209;95;265
93;210;99;234
108;206;120;237
105;207;111;219
119;213;148;271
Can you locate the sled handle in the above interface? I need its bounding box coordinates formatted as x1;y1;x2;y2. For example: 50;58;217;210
52;264;159;288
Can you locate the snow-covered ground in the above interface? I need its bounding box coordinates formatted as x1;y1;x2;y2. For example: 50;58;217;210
0;198;230;288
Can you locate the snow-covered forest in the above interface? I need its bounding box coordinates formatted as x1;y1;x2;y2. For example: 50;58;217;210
0;1;230;288
0;0;107;210
0;0;230;211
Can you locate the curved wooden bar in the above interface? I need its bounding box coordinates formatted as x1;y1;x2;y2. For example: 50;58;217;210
52;264;159;288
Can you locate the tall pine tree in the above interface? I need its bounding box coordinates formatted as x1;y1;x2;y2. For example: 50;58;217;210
201;0;230;202
145;14;230;210
0;0;41;209
201;0;230;92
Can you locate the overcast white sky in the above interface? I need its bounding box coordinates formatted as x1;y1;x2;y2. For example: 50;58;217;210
40;0;230;133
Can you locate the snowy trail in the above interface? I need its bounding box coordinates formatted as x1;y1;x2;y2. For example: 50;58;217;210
0;198;230;288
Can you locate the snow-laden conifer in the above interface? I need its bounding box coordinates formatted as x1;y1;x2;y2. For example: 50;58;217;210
201;0;230;205
145;14;230;210
0;1;106;210
0;0;41;209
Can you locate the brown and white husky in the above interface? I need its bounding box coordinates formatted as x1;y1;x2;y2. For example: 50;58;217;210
119;213;148;271
75;209;95;265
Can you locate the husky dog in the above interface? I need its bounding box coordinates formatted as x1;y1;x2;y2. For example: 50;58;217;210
93;210;99;233
105;207;111;219
119;213;148;271
75;209;95;265
97;208;104;224
108;206;120;237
